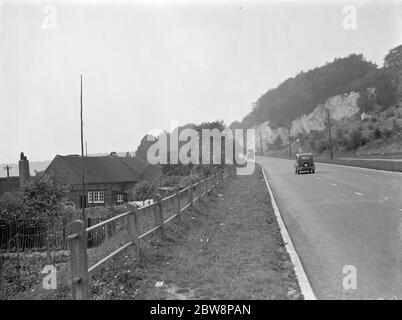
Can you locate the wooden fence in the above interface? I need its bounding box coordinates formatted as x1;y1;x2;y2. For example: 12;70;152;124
0;211;116;253
67;167;234;299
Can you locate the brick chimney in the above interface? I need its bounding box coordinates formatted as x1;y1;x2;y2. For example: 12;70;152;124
19;152;30;189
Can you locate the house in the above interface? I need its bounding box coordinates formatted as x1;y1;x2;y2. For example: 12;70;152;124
0;152;31;196
45;153;159;208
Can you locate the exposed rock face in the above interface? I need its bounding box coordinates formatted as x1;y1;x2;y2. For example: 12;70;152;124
255;91;360;148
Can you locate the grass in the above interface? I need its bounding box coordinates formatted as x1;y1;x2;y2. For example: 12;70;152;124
3;166;301;300
315;158;402;173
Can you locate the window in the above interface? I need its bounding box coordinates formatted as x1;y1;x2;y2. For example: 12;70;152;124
116;194;123;204
88;192;93;203
87;191;104;204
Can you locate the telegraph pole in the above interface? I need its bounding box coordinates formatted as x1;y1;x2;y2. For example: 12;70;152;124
3;165;12;178
259;132;263;156
327;109;333;160
287;127;292;158
80;75;86;222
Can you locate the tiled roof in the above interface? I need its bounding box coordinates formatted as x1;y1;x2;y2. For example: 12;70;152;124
46;155;156;185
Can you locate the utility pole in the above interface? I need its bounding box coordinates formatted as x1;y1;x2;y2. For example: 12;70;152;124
3;165;12;178
80;75;86;222
287;127;292;158
327;108;333;160
259;132;263;156
85;141;88;157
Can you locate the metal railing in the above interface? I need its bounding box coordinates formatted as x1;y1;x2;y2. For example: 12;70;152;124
67;167;234;299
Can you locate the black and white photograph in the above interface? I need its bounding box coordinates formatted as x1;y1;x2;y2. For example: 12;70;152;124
1;0;402;306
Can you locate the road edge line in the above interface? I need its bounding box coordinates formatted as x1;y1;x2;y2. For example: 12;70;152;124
260;165;317;300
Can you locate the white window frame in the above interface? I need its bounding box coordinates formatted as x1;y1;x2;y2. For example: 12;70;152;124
88;192;93;204
116;194;123;203
88;191;105;204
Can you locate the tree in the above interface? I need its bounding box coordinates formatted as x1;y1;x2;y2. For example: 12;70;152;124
375;70;397;109
23;171;67;221
135;134;156;163
273;135;283;149
384;44;402;70
384;44;402;99
357;90;375;112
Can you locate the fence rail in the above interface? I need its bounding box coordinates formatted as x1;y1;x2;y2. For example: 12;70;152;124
68;167;234;299
0;211;116;253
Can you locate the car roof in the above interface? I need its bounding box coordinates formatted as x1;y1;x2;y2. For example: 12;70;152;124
296;153;313;157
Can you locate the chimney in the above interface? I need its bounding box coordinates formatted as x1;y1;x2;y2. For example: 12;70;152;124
19;152;30;189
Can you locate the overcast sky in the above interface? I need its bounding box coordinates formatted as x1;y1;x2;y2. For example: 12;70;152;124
0;0;401;163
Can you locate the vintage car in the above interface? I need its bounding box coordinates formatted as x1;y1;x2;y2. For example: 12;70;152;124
294;153;315;174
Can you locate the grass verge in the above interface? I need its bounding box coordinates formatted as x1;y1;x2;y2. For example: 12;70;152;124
315;158;402;173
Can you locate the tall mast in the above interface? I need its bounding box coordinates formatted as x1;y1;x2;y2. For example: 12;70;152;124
80;75;86;222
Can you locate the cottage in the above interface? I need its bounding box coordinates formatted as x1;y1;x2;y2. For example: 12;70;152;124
45;154;159;208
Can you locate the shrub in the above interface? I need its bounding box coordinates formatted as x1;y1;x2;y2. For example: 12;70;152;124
392;119;401;133
383;128;393;140
357;90;376;112
346;129;363;150
386;111;394;118
132;180;154;201
373;128;382;139
273;136;283;149
1;172;67;222
371;117;378;123
316;139;328;153
0;192;24;212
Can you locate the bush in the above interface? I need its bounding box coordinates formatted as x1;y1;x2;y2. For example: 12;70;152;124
393;119;401;133
383;128;393;140
373;128;382;139
179;174;202;189
346;129;363;150
132;180;153;201
371;117;378;123
386;111;394;118
316;139;328;153
0;192;24;212
273;136;283;149
357;90;375;112
1;172;67;222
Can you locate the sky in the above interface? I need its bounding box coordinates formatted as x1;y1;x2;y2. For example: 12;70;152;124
0;0;401;163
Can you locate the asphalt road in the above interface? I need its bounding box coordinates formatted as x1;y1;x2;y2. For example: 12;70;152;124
257;156;402;300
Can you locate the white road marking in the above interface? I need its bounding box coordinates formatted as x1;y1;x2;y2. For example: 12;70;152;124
354;192;363;196
261;166;316;300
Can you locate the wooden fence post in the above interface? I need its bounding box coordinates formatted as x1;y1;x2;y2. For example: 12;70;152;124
175;187;181;220
153;194;163;237
126;204;140;258
220;169;224;186
188;181;193;210
0;255;4;300
69;220;89;300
